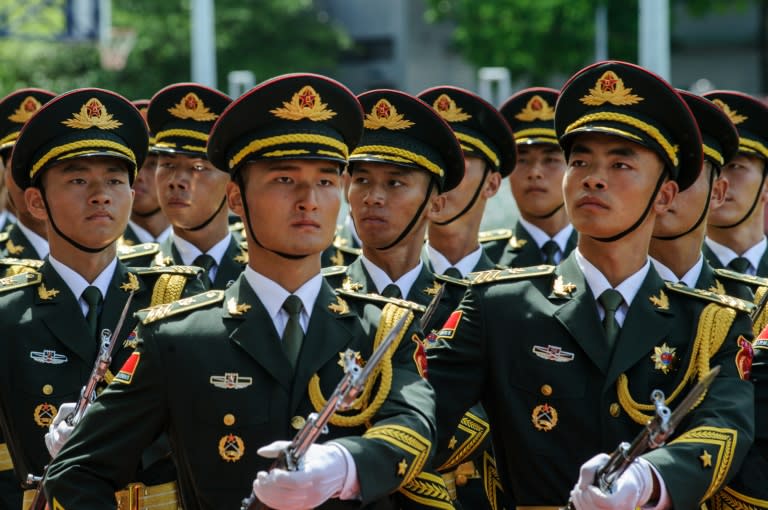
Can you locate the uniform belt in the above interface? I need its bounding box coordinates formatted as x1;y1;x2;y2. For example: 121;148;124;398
0;442;12;472
440;461;480;501
114;481;181;510
23;481;181;510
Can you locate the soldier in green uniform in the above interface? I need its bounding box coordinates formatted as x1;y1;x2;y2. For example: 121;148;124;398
0;89;56;261
147;83;247;288
0;88;205;510
427;61;755;509
120;99;171;247
481;88;577;267
326;89;463;313
702;91;768;277
44;73;436;510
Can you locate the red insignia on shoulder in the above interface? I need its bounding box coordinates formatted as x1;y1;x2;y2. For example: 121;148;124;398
114;351;141;384
436;310;462;340
412;333;428;379
736;335;754;381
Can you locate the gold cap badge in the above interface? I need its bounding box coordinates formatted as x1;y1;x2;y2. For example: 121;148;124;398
9;96;43;123
270;85;337;121
364;99;414;130
515;95;555;122
168;92;219;121
580;71;644;107
432;94;471;122
62;98;123;130
711;99;747;125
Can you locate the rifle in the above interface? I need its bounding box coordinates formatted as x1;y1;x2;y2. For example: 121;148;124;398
26;290;136;510
565;365;720;509
240;307;413;510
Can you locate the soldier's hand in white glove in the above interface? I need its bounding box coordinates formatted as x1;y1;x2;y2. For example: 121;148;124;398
44;402;77;458
252;440;349;510
570;453;656;510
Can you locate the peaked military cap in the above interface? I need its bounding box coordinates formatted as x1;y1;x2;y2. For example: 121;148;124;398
0;88;56;157
677;91;738;170
350;89;465;192
147;83;231;158
500;87;560;148
702;90;768;162
417;86;517;177
207;73;363;174
11;88;148;190
132;99;156;149
555;60;702;191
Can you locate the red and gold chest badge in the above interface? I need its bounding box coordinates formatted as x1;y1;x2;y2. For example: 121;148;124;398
515;95;555;122
62;98;122;130
270;85;337;121
412;334;428;378
9;96;43;123
736;335;754;381
364;99;414;130
168;92;219;121
33;402;58;427
711;99;747;125
218;433;245;462
580;71;644;107
531;403;558;431
436;310;462;340
114;351;140;384
432;94;471;122
651;342;676;374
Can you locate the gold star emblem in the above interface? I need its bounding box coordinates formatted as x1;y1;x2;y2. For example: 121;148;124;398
708;280;726;295
341;276;362;292
508;236;527;249
649;289;669;310
120;272;140;292
227;297;251;316
330;249;344;267
397;458;408;476
328;296;350;315
448;436;458;450
700;450;712;468
234;251;249;264
423;281;442;296
552;276;576;297
37;283;60;301
651;343;677;374
5;239;23;256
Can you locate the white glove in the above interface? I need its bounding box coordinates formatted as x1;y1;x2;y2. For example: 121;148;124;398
44;402;77;458
570;453;655;510
252;440;348;510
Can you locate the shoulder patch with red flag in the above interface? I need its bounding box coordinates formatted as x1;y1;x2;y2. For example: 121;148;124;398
437;310;462;340
412;334;428;378
736;335;754;381
114;351;141;384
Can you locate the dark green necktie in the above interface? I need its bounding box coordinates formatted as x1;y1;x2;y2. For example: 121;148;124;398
193;254;216;289
598;289;623;348
541;240;559;265
443;267;462;279
82;286;103;341
381;284;401;299
281;295;304;368
728;256;751;274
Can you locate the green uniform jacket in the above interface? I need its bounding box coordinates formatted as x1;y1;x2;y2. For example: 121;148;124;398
485;221;577;268
44;275;436;510
0;261;204;506
0;223;44;259
156;235;247;290
427;254;755;509
703;242;768;278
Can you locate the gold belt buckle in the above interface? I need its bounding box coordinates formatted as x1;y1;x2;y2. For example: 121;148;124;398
115;483;142;510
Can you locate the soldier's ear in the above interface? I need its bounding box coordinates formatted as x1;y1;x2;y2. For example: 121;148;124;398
226;181;244;216
653;177;678;213
24;187;49;221
483;170;502;199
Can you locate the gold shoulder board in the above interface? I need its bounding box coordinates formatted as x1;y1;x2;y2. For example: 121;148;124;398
133;265;203;277
713;268;768;288
0;271;41;292
468;265;555;285
0;257;44;269
137;290;225;325
321;265;347;277
117;242;161;260
478;228;513;243
335;288;427;313
434;273;470;287
665;281;755;314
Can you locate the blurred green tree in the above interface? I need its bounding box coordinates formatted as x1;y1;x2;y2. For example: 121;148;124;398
0;0;349;98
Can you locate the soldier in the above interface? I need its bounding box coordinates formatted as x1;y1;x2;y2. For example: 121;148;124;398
326;89;464;313
44;74;436;510
0;89;56;261
121;99;171;246
427;61;755;509
0;88;204;510
147;83;246;288
702;91;768;276
481;88;577;267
